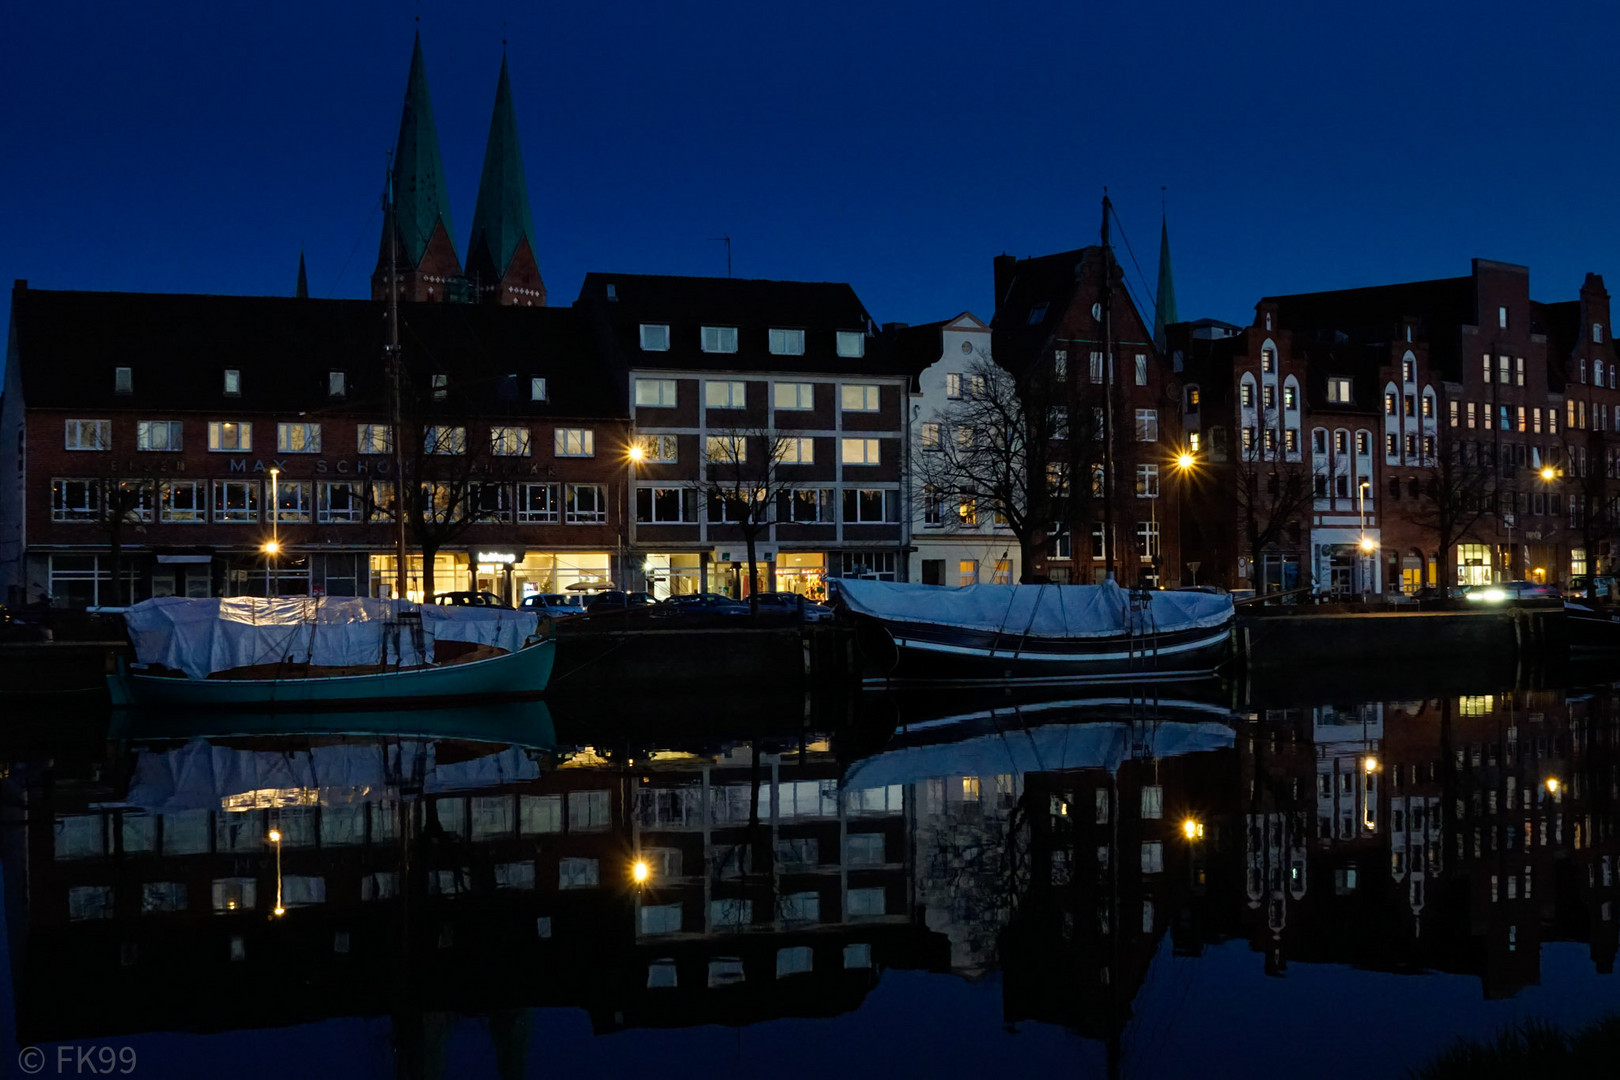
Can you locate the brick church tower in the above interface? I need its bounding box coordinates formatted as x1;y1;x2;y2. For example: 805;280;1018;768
372;38;545;307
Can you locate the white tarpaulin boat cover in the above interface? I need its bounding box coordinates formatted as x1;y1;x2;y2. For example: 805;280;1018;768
122;596;538;680
833;579;1232;638
123;738;543;814
843;720;1235;790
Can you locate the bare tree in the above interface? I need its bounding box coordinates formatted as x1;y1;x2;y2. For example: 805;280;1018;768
916;356;1062;581
691;427;799;605
1404;442;1495;589
1233;438;1314;594
55;476;155;606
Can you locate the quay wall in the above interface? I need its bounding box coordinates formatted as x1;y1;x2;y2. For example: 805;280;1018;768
548;623;855;695
1236;604;1561;670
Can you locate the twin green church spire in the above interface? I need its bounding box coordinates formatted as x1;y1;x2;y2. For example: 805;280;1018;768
372;35;544;305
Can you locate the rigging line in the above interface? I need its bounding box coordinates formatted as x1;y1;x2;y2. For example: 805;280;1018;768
1110;203;1158;315
328;192;382;300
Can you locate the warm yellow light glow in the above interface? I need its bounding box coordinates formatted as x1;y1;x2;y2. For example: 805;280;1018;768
1176;452;1195;470
1182;818;1204;840
273;906;286;917
632;860;651;884
627;443;645;463
267;829;282;843
1364;756;1379;773
1541;466;1556;481
262;540;281;555
1359;536;1377;553
1546;777;1561;794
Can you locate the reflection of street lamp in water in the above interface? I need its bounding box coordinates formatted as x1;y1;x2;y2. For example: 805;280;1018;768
268;828;285;917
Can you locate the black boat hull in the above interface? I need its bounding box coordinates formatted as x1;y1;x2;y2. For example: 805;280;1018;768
855;614;1234;685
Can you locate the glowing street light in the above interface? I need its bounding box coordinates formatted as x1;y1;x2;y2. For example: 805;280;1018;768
1541;465;1557;482
1364;756;1379;773
1546;777;1561;795
631;859;651;885
627;443;645;464
1182;818;1205;841
1172;449;1198;586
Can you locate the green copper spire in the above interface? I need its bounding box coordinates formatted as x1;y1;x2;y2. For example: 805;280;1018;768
295;251;309;299
467;56;536;284
1153;213;1179;352
390;33;456;266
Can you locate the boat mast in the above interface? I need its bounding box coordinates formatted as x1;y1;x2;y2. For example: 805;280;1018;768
1100;192;1117;582
385;160;410;602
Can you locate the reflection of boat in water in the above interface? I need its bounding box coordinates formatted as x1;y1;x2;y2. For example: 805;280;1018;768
1564;602;1620;652
845;699;1236;788
834;579;1233;685
108;596;554;710
109;696;556;746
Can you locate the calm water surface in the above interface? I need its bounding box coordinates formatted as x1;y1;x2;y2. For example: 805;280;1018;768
5;668;1620;1079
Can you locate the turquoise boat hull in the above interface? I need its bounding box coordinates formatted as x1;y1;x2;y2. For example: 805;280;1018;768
108;696;557;745
106;639;555;710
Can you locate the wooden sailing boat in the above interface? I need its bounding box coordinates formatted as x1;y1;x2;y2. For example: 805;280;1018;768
107;171;556;710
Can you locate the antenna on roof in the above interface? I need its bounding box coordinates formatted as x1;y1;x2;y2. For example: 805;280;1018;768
709;235;732;278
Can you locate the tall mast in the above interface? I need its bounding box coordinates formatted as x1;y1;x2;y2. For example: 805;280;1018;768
385;160;410;601
1100;193;1117;582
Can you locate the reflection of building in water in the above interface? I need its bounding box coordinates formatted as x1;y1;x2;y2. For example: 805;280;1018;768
1225;687;1620;1001
10;734;941;1046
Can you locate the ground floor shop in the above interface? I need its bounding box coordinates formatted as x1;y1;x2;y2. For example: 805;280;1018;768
625;547;904;600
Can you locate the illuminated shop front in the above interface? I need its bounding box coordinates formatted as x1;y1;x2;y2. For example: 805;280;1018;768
370;551;613;604
774;551;826;599
640;553;704;599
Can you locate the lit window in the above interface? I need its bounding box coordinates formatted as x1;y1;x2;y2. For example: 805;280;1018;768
1499;306;1508;329
356;424;392;454
1261;348;1275;373
207;421;252;452
555;428;595;457
841;438;880;465
778;437;814;464
836;330;865;357
774;382;814;410
1284;385;1297;410
490;426;531;456
635;378;677;407
704;380;746;408
769;328;806;355
641;434;678;463
701;326;738;353
136;421;182;452
423;426;466;455
639;324;670;351
920;422;941;450
946;373;963;399
64;419;111;450
705;435;747;463
277;422;321;453
1327;377;1352;403
841;384;880;412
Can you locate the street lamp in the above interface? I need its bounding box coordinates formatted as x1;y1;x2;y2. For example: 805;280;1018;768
1172;449;1198;587
264;467;281;597
1357;480;1377;595
625;441;645;590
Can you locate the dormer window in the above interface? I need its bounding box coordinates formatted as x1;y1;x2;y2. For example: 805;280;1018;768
531;377;548;402
639;324;670;351
115;367;133;395
701;326;738;354
769;328;805;356
1027;302;1049;325
1327;377;1352;404
329;371;346;398
1499;306;1509;330
432;374;448;401
223;369;240;396
1264;312;1273;331
836;331;865;358
1596;323;1605;344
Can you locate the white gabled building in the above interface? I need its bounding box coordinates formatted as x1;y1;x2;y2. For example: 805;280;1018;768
895;312;1021;587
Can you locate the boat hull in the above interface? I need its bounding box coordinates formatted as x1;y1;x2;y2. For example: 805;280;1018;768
107;639;556;710
857;615;1232;685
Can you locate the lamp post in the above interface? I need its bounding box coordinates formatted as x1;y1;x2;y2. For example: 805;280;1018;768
1172;450;1196;587
626;441;644;590
1357;480;1377;596
264;467;281;597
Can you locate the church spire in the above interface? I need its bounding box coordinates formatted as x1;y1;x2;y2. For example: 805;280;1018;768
1153;211;1179;352
295;251;309;299
467;56;546;306
372;33;465;303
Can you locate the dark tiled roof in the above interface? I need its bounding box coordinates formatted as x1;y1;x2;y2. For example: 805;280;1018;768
9;288;622;419
577;272;899;375
1264;275;1475;382
882;319;948;389
990;247;1093;370
1533;299;1578;390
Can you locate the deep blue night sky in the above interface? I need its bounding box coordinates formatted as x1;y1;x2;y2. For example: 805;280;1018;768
7;1;1620;353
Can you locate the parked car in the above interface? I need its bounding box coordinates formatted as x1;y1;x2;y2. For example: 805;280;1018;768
431;591;514;609
751;591;835;621
1463;580;1561;602
519;592;586;617
1568;575;1619;602
650;593;749;617
583;590;656;614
